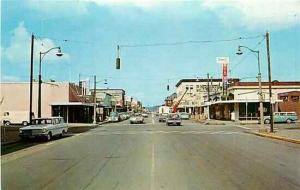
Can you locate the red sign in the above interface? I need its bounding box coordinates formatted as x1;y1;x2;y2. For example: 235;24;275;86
222;63;228;82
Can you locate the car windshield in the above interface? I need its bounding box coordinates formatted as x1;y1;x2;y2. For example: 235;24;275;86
168;114;180;119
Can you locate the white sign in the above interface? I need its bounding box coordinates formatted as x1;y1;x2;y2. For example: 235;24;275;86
216;57;229;64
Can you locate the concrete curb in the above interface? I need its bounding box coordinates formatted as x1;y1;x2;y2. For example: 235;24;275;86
245;131;300;144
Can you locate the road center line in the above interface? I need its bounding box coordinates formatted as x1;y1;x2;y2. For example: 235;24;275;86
151;143;155;190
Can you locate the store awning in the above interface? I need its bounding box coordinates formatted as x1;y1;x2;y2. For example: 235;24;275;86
50;102;95;106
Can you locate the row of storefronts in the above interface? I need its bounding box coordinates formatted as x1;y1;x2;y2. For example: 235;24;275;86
168;79;300;121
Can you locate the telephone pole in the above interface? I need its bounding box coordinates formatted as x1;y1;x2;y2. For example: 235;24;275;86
266;31;274;132
29;34;34;124
93;75;97;124
207;73;210;120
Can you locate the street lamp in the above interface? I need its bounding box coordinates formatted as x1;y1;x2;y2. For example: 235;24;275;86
236;45;264;129
38;47;63;118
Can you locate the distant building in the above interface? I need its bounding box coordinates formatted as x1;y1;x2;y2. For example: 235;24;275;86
165;93;177;107
174;78;239;114
92;89;125;112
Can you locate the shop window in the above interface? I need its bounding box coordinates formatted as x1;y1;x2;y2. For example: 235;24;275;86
291;96;299;102
279;96;288;101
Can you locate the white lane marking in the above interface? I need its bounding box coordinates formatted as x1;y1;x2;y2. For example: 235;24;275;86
151;143;155;190
234;125;251;130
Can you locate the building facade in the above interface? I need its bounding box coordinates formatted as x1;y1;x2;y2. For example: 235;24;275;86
1;82;94;123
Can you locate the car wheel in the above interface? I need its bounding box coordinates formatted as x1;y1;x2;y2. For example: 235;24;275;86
61;130;66;137
46;132;52;141
286;119;292;124
264;119;270;124
22;121;28;126
4;121;11;126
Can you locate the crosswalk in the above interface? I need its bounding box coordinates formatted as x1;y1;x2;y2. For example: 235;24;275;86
84;130;242;136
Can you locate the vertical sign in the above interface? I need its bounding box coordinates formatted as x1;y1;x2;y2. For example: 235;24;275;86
216;57;229;96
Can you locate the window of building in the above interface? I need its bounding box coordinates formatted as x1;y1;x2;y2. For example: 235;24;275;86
196;85;200;88
279;96;288;101
291;96;299;102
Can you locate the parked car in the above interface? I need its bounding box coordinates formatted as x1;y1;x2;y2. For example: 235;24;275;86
19;117;68;141
166;113;182;126
264;112;298;124
179;112;190;120
158;113;168;122
108;112;120;122
1;111;34;126
130;113;144;124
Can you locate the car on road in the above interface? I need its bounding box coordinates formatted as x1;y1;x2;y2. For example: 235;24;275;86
130;114;144;124
264;112;298;124
141;113;148;118
158;113;168;122
166;113;182;126
19;117;68;141
179;112;190;120
108;112;120;122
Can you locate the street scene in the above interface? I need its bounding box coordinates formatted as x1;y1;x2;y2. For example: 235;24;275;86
1;0;300;190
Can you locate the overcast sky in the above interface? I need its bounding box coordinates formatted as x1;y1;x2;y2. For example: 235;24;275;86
1;0;300;106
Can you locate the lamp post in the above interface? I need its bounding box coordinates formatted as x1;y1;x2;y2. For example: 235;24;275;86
236;45;264;129
38;47;63;118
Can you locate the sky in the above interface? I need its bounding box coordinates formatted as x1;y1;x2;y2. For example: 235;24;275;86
1;0;300;106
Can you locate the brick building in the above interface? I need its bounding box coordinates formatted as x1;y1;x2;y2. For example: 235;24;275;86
278;91;300;117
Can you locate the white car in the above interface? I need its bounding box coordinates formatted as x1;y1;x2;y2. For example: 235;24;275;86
130;114;144;124
19;117;68;141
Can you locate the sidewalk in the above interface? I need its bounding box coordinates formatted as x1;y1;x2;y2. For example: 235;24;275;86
240;123;300;144
193;118;300;144
194;118;258;125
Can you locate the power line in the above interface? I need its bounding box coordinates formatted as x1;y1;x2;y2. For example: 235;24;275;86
119;35;264;48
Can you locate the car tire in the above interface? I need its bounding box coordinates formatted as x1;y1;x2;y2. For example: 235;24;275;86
22;121;28;126
61;130;66;137
264;119;270;124
46;132;52;141
286;119;292;124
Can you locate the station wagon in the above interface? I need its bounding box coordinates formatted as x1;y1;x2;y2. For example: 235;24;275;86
19;117;68;141
264;112;298;124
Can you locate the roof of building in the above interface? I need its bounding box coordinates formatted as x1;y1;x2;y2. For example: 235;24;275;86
94;88;125;93
175;78;240;87
230;81;300;87
278;91;300;96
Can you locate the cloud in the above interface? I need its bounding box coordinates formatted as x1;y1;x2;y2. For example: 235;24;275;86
26;0;88;16
86;0;163;9
202;0;300;29
3;22;69;64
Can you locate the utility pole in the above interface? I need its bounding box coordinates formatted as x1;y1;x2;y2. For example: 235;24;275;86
207;73;210;120
38;52;42;118
29;34;34;124
93;75;97;124
266;31;274;132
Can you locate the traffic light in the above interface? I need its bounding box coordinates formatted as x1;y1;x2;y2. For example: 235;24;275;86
167;85;169;91
116;57;120;69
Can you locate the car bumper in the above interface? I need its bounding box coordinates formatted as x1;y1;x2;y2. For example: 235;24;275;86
19;133;48;138
167;121;181;125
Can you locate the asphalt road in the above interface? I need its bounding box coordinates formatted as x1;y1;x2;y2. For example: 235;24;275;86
2;115;300;190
